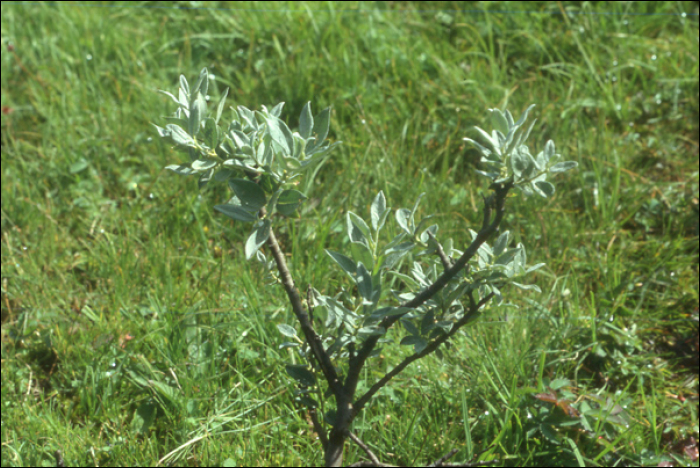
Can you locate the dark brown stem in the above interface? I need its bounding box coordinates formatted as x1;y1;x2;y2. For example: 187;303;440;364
347;431;383;466
309;406;328;450
265;217;342;397
428;230;454;270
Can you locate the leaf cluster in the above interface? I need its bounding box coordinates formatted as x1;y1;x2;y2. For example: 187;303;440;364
155;68;340;259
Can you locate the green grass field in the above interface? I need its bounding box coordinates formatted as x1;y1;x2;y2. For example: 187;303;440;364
1;1;698;466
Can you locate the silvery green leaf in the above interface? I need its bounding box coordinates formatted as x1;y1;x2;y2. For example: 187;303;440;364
494;247;519;266
228;178;266;211
270;102;285;118
419;224;438;244
285;364;316;387
473;126;501;156
197;169;214;190
265;115;293;155
253;140;266;166
187;147;198;161
511;282;542;293
326;297;357;326
191;68;208;98
292;133;306;160
279;342;299;350
200;118;219;149
178;87;189;109
505;109;514;128
534;180;555;198
444;282;471;306
400;335;428;354
463;138;493;159
214;87;229;124
515;243;526;271
535;149;548;171
164;115;190;128
165;164;197;176
237;106;257;130
493;230;509;257
371;307;412;318
309;107;330;151
381;242;414;270
435;321;454;334
475;169;499;180
491;284;503;304
526;263;546;273
245;219;271;260
214;204;257;222
350;242;374;272
542;140;555;162
229;130;250;150
179;74;189;96
189;91;206;135
477;243;492;268
276;189;306;216
411;262;429;286
489;108;509;134
326;250;357;278
549;161;578;173
277;323;297;338
397;207;414;234
510;148;532;179
222;158;258;173
259;174;280;194
419;309;435;335
356;262;373;301
299;102;313;140
401;319;420;337
347;211;371;246
166;124;195;147
410;192;425;213
523;151;539;179
514;118;537;150
357;326;386;337
191;159;217;171
414;212;436;238
492;129;506;148
370;191;387;232
281;155;301;170
158;89;182;106
518;183;534;196
513;104;536;128
153;123;168;138
261;140;274;166
503;126;517;155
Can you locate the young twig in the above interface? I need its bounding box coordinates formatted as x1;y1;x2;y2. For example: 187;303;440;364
427;230;454;270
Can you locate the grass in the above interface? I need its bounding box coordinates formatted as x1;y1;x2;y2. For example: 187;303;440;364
1;1;698;466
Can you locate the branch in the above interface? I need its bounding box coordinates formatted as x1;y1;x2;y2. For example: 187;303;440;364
428;448;459;467
265;217;343;397
309;406;328;450
353;292;495;416
427;231;453;270
345;182;512;404
347;431;384;466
